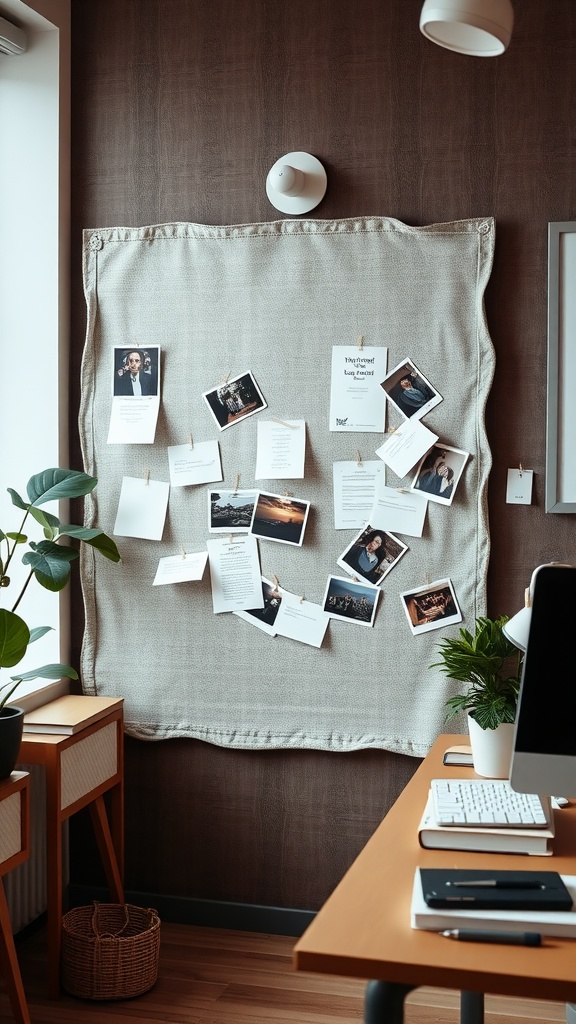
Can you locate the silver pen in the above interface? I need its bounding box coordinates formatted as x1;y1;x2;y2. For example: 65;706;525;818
441;929;542;946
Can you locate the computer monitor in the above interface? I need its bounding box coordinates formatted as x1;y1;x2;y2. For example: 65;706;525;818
510;563;576;798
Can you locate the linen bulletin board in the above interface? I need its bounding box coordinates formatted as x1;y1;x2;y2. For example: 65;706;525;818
79;216;495;757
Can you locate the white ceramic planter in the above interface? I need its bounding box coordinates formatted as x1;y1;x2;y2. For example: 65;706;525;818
467;713;515;779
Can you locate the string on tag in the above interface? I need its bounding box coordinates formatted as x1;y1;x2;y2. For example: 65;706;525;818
145;469;150;486
357;334;364;351
356;450;363;467
233;473;240;495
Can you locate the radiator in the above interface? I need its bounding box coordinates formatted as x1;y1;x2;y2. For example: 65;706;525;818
4;764;55;934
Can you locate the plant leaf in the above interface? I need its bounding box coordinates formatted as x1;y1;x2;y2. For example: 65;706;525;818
29;626;54;643
26;469;97;507
7;488;28;510
6;533;27;544
28;506;61;529
0;609;30;668
58;524;121;563
22;541;78;592
10;663;78;683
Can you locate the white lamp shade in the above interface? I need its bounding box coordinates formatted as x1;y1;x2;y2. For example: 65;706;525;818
419;0;514;57
502;605;531;652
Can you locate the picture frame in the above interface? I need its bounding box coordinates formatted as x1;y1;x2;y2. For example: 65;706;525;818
546;222;576;512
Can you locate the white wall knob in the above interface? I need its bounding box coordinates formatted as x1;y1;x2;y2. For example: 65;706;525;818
268;164;305;198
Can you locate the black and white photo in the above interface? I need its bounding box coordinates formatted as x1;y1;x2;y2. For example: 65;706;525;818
380;358;441;421
203;371;267;430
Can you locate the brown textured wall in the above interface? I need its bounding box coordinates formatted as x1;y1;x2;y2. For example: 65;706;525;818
70;0;576;909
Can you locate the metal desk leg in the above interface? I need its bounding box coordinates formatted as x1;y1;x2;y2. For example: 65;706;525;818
365;981;416;1024
461;991;485;1024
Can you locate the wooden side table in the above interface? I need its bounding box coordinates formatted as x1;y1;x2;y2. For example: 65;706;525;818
19;702;124;997
0;771;30;1024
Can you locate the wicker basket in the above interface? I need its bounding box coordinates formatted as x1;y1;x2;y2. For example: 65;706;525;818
61;902;160;1000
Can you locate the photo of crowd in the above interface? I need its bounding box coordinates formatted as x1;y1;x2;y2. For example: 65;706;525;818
323;575;380;627
400;579;462;635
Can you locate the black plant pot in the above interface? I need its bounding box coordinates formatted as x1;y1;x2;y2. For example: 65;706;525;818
0;706;24;779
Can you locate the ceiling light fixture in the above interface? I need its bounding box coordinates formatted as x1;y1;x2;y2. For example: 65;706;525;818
419;0;514;57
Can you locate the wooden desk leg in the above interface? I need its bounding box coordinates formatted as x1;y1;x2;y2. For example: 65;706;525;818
89;795;124;904
461;991;484;1024
0;880;30;1024
364;980;416;1023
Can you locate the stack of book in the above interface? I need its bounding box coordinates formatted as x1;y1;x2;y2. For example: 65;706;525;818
417;790;556;856
23;695;123;735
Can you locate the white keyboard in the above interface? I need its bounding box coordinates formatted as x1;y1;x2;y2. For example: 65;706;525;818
430;778;550;829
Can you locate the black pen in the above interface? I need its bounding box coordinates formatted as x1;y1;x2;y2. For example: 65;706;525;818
446;880;545;890
441;929;542;946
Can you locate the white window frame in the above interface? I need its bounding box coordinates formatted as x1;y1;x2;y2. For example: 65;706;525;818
0;0;71;711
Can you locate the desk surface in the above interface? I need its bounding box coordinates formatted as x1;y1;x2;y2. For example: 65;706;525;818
293;734;576;1002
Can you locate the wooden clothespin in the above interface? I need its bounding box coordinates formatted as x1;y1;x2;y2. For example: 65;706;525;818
189;433;194;449
357;334;364;351
145;469;150;486
233;473;240;495
180;546;187;559
356;450;363;467
220;370;231;385
300;594;306;604
272;575;280;589
519;462;523;477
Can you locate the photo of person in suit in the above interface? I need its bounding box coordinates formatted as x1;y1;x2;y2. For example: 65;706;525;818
114;347;159;396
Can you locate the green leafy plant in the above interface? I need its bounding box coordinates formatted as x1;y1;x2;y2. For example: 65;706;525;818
0;468;120;713
431;615;522;731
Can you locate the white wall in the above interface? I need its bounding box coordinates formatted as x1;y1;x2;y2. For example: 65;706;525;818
0;0;70;705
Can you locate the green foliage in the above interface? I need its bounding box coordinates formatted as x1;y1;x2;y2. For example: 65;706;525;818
431;616;522;732
0;468;120;713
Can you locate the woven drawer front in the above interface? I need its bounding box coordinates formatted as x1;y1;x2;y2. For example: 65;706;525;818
60;723;118;810
0;792;22;864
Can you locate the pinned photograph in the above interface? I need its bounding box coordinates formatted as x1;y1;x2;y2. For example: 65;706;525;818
203;371;267;430
411;443;469;506
208;489;258;532
249;491;310;547
337;524;408;586
113;346;160;397
400;578;462;635
380;358;442;421
234;577;283;636
323;575;380;628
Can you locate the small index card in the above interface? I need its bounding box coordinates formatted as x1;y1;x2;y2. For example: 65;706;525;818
168;440;222;487
113;476;170;541
255;419;306;479
506;468;533;505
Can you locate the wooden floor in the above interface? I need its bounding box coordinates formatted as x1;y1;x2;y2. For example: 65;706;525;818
0;922;568;1023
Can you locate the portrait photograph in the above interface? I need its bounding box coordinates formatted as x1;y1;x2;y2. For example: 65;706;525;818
400;577;462;635
410;443;469;506
337;524;408;586
203;371;267;431
208;489;258;532
379;358;442;422
113;345;160;397
234;577;283;636
249;491;310;547
323;575;380;628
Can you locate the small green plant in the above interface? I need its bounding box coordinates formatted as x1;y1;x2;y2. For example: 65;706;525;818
0;468;120;713
431;615;522;731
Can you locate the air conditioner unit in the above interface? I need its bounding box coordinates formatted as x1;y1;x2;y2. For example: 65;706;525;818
0;15;27;55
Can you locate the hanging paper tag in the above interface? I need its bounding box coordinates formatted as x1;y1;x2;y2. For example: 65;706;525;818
506;468;533;505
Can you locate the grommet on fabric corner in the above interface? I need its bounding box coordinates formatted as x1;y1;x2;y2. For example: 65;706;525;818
89;234;104;251
478;222;490;235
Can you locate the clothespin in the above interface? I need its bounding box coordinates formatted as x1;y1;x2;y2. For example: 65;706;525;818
300;594;306;604
387;425;399;435
220;371;231;385
229;534;235;544
180;546;187;559
189;433;194;449
271;418;297;429
356;450;363;467
272;574;280;588
357;334;364;351
145;469;150;486
233;473;240;495
519;462;523;477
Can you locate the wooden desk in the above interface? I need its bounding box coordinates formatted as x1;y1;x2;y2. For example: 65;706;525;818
19;703;124;998
294;734;576;1024
0;772;30;1024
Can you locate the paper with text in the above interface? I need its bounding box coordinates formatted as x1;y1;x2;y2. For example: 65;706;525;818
370;485;428;538
152;550;208;585
168;440;223;487
329;346;387;432
274;591;330;648
255;420;306;479
207;535;264;614
375;419;438;479
332;460;385;529
107;397;161;445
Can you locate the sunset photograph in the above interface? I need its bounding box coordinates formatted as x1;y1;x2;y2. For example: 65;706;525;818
249;491;310;546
